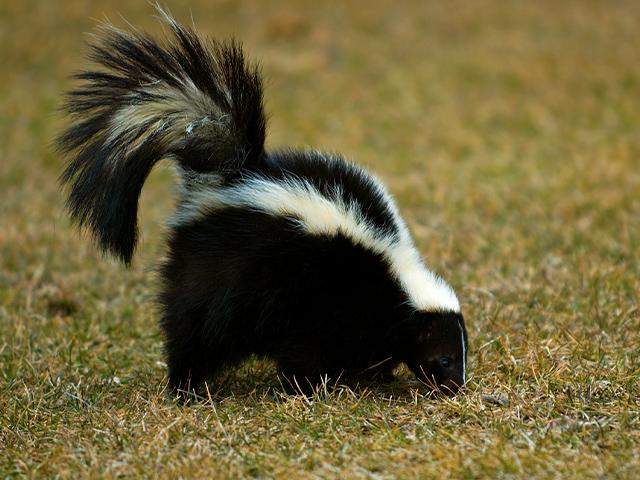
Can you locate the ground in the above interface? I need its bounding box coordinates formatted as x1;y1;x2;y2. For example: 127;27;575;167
1;0;639;478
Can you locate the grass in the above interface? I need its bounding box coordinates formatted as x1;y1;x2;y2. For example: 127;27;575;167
1;0;639;477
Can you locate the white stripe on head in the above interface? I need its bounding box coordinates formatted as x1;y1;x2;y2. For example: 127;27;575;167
172;172;460;313
457;318;466;384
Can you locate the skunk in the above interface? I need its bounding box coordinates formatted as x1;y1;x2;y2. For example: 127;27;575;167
57;9;468;397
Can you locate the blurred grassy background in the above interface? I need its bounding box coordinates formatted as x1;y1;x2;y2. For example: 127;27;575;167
1;1;639;478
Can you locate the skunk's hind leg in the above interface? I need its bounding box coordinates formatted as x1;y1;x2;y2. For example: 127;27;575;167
164;326;208;396
166;339;207;395
160;311;221;397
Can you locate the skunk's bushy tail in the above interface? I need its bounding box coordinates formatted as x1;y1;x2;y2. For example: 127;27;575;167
57;11;266;263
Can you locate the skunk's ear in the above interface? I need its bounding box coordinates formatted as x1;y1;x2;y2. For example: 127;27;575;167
387;313;434;349
416;318;434;343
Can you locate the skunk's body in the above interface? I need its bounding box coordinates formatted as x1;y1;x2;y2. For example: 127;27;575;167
58;10;468;396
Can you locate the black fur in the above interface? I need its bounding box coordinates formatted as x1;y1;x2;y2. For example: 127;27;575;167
57;9;468;397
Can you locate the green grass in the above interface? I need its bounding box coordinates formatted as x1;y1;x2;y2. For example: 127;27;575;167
1;0;639;478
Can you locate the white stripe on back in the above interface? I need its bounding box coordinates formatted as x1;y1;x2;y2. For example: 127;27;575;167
172;172;461;313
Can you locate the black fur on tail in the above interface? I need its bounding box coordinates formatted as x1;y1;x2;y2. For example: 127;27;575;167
57;10;266;263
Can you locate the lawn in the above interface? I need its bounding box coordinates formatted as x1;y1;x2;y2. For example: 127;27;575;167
1;0;639;478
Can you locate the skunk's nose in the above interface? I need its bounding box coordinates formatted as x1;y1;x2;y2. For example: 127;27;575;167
414;371;464;396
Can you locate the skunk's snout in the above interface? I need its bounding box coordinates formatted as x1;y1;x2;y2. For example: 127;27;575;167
411;364;465;396
438;378;464;396
423;375;464;397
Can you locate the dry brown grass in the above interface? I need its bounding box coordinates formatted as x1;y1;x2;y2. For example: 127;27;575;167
1;0;639;478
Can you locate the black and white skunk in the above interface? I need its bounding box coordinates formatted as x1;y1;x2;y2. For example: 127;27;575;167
57;10;468;396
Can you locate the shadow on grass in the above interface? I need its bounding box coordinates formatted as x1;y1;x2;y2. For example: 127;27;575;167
167;358;442;406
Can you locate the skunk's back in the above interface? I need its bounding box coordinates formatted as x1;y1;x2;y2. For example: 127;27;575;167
172;150;460;314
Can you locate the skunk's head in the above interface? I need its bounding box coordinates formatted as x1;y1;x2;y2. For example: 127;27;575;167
391;310;468;395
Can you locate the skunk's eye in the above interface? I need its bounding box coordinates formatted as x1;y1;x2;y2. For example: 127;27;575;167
440;357;452;368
